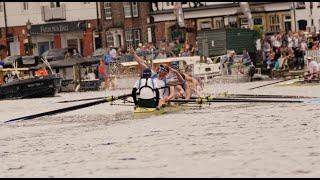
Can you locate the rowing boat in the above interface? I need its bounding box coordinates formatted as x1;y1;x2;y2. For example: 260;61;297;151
133;104;186;119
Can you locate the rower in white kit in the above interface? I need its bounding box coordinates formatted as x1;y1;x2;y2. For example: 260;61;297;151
132;68;160;108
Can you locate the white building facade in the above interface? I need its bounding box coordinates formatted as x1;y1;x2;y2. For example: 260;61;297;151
293;2;320;33
0;2;98;56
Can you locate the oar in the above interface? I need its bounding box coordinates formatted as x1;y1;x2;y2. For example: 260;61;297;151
190;96;258;101
169;98;303;104
58;96;106;103
248;78;297;90
203;93;315;99
226;94;315;99
58;87;168;104
4;93;132;123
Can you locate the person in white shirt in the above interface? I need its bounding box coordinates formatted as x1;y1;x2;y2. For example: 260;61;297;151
84;69;96;80
109;46;117;59
132;68;160;108
304;56;319;80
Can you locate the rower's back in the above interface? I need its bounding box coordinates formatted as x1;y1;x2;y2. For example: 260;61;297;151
132;68;159;108
134;78;158;99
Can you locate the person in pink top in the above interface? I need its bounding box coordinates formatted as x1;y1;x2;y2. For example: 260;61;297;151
304;56;319;80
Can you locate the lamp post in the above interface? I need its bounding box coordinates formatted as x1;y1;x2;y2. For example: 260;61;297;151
290;2;297;32
26;19;32;55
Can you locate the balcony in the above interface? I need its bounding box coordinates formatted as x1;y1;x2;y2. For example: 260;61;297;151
41;4;66;22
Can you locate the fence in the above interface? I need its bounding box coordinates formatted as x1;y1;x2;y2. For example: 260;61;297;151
305;50;320;63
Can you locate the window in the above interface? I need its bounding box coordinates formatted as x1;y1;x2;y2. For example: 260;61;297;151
132;2;138;17
106;32;114;47
50;2;60;8
284;16;291;21
240;18;249;28
215;20;224;29
125;30;133;49
23;2;28;10
125;29;140;49
123;2;138;18
0;2;3;12
133;29;141;47
269;15;280;32
104;2;112;19
228;16;238;28
200;21;211;29
253;18;263;25
296;2;305;8
213;18;224;29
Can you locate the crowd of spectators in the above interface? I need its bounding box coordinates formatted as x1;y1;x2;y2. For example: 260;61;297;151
99;38;200;64
261;30;320;72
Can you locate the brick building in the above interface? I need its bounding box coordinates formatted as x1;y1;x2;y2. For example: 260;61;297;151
0;2;151;58
98;2;150;50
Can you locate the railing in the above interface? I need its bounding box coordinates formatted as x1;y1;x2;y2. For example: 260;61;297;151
305;50;320;63
41;4;66;21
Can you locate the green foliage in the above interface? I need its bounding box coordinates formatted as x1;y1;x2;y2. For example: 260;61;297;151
253;25;264;39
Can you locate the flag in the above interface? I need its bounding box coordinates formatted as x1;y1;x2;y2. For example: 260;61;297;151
174;2;185;28
239;2;253;30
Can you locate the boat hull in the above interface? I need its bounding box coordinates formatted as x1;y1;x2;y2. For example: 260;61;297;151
0;74;62;100
133;104;185;119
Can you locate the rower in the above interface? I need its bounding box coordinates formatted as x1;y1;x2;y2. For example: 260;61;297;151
168;62;191;99
157;65;176;107
132;68;160;108
172;62;203;96
129;47;174;107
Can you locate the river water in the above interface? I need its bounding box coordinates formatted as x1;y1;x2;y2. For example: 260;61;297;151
0;80;319;177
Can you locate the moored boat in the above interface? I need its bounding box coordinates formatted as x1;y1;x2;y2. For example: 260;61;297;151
0;74;62;100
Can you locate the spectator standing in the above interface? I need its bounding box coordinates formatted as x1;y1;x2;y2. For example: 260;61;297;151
156;48;167;59
180;46;190;57
294;47;304;70
266;50;275;70
287;32;294;48
224;50;235;75
0;45;7;68
103;49;116;90
312;41;319;50
263;39;271;62
160;40;167;51
300;40;308;56
98;59;107;89
109;46;117;59
242;48;252;66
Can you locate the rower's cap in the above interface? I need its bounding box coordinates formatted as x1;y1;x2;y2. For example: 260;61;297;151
142;68;152;78
159;65;169;73
170;61;179;69
307;56;312;60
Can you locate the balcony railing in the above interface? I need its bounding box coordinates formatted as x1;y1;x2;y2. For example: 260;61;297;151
41;4;66;21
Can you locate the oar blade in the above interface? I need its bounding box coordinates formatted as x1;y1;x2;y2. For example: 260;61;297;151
4;93;132;123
